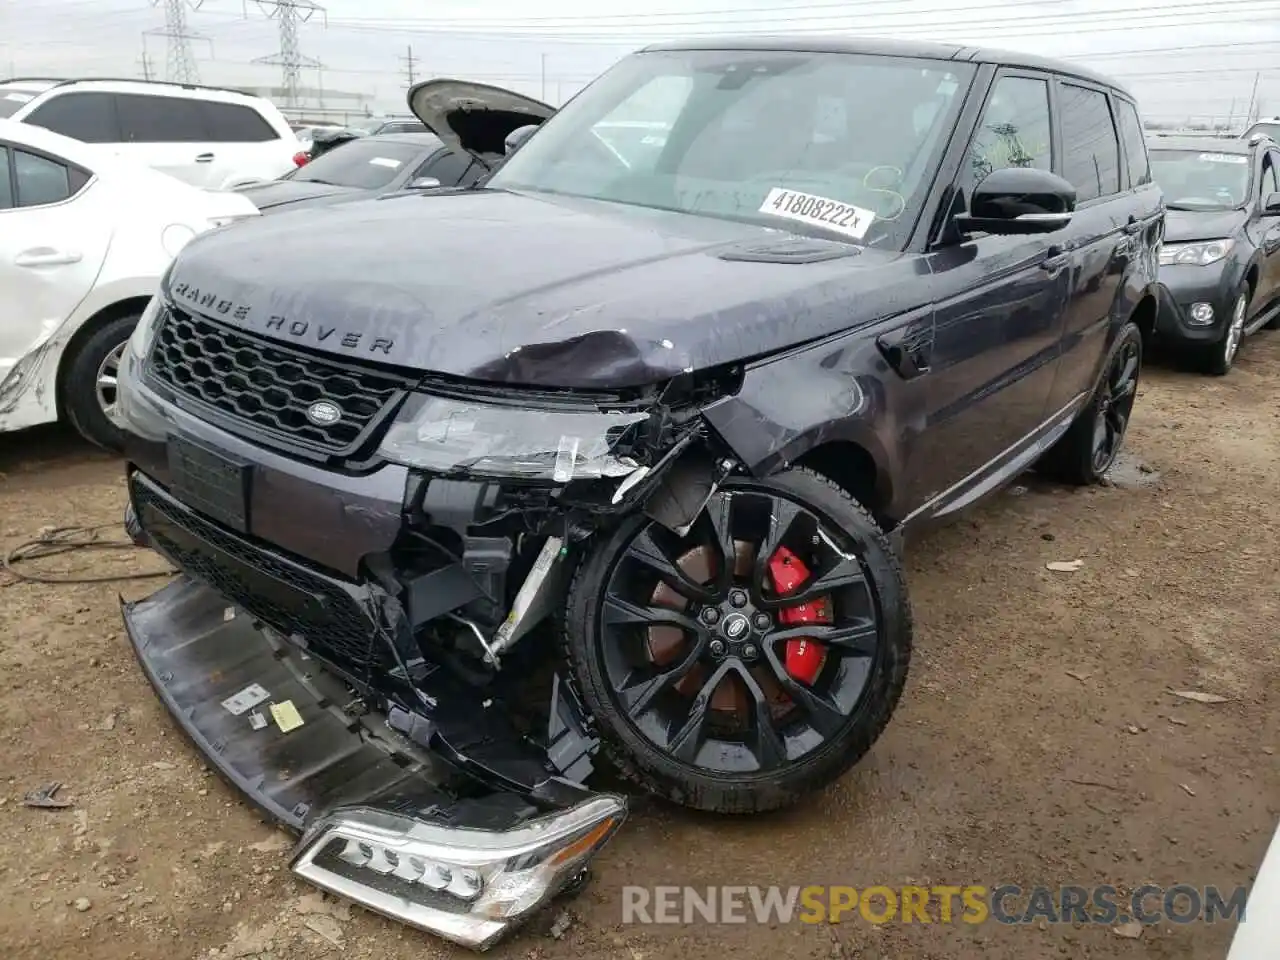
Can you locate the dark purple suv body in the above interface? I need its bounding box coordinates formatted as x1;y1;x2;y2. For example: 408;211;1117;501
113;37;1162;950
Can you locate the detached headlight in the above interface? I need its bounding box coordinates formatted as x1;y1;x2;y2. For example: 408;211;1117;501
1160;238;1234;266
291;794;626;950
127;294;166;360
378;393;651;482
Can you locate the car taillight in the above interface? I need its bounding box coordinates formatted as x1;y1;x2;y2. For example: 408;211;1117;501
293;151;309;167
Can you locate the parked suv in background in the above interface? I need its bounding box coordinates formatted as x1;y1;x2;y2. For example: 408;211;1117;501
0;77;300;189
114;39;1161;949
1148;135;1280;373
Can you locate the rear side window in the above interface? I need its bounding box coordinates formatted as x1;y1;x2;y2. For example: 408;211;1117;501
24;92;120;143
117;93;207;142
1059;83;1121;202
0;86;39;120
202;101;279;142
1262;154;1280;198
1115;99;1151;188
968;74;1052;185
419;149;475;186
0;147;12;208
14;149;75;206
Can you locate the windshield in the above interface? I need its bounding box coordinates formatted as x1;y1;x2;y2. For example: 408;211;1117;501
0;86;39;119
1244;122;1280;142
1150;149;1251;209
284;138;433;189
489;49;975;248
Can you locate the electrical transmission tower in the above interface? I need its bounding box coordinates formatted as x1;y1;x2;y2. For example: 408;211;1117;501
252;0;326;110
146;0;210;84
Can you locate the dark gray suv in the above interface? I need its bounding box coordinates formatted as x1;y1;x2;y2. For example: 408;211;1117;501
113;37;1163;950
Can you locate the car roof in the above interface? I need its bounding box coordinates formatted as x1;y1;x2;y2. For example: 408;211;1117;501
0;115;102;164
363;131;442;148
0;116;200;191
0;76;269;104
641;35;1132;99
1148;136;1252;154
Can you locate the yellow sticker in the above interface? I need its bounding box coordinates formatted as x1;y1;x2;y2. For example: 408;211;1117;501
269;700;304;733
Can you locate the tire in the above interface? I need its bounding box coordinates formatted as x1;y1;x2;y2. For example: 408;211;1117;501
1201;288;1248;376
61;313;138;451
1038;320;1142;486
563;466;912;814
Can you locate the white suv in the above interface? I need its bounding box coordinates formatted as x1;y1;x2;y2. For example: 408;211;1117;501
0;77;300;190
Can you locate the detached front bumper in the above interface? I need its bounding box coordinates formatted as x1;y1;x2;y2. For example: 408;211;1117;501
122;575;625;950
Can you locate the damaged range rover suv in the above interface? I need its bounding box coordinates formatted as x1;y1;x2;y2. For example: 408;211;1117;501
114;37;1162;950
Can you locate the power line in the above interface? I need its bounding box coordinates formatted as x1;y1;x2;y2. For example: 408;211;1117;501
291;0;1280;36
252;0;326;109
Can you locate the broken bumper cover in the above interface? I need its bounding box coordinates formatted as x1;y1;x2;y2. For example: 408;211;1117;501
121;577;626;950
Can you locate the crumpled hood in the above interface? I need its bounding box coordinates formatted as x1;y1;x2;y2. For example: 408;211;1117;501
234;178;358;212
1164;207;1247;243
163;189;925;388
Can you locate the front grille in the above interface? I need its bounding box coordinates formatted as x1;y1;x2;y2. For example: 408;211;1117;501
131;474;386;674
146;308;407;455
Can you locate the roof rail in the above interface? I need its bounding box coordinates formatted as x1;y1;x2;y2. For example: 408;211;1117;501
0;76;258;98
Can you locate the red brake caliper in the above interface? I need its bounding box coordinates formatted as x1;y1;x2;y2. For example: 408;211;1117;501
768;546;832;685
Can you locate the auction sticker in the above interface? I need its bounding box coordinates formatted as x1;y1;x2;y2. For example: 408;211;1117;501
1198;153;1248;164
759;187;874;240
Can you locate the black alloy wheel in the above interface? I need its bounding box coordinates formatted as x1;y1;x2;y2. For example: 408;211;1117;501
1091;333;1140;475
564;467;911;814
1038;320;1143;485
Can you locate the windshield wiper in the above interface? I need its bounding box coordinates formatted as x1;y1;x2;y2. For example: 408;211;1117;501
1165;201;1229;211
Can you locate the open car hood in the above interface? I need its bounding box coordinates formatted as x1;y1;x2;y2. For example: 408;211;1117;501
408;78;554;169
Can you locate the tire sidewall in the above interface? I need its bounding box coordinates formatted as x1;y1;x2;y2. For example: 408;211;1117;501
1219;290;1248;371
563;467;911;812
62;314;138;451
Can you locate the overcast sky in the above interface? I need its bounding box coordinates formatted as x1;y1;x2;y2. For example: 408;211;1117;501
5;0;1280;124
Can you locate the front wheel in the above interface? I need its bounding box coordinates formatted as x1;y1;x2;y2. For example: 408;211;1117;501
563;467;912;814
62;313;138;451
1201;289;1248;376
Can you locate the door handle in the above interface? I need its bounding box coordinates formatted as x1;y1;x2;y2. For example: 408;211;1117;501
15;248;82;267
1041;246;1071;276
195;153;215;163
1123;218;1144;236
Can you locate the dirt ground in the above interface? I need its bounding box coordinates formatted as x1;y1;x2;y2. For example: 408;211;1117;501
0;337;1277;960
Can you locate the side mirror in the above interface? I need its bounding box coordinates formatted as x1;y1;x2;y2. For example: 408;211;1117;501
1263;191;1280;214
505;124;540;156
955;167;1076;236
407;176;441;190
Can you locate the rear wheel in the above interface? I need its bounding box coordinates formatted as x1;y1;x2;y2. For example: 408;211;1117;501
563;467;911;814
1038;320;1142;485
62;313;137;451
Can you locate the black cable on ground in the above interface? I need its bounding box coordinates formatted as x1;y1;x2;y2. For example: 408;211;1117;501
1;524;172;587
